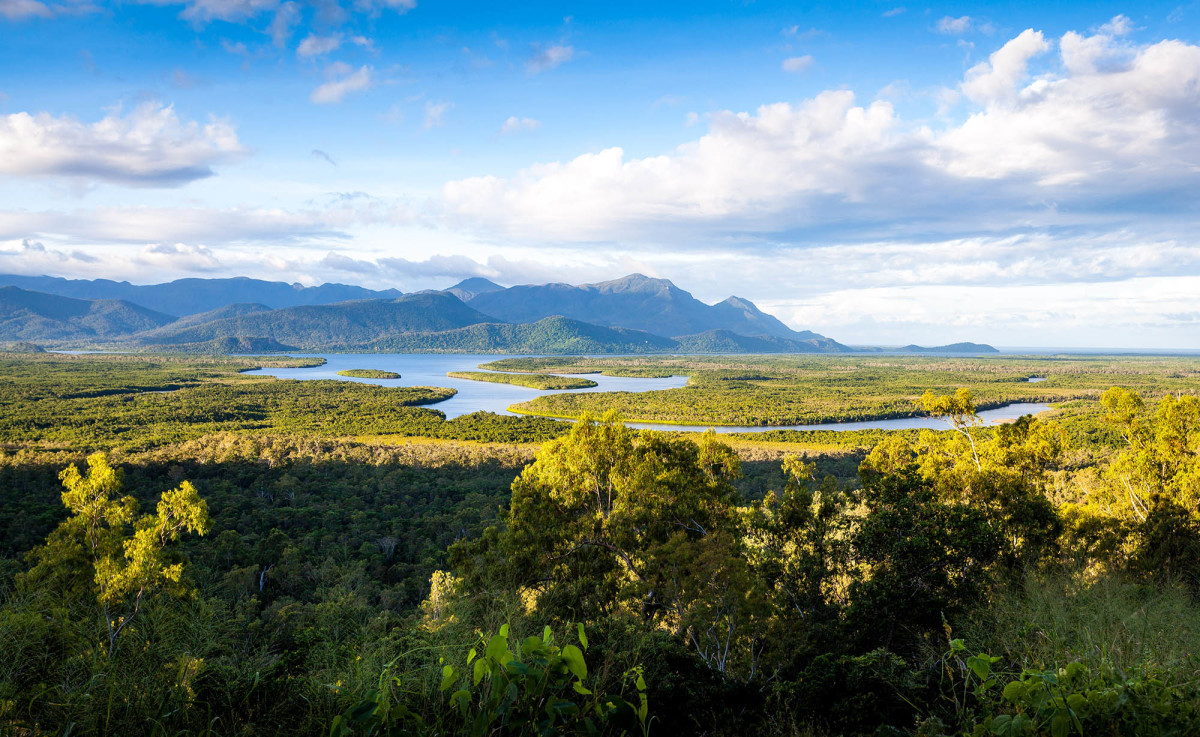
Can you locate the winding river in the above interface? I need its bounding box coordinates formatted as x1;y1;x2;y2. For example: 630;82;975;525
244;354;1051;434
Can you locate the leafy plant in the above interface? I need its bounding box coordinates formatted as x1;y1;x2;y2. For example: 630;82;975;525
330;623;650;736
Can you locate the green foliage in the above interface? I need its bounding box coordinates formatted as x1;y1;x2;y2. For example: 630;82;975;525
331;624;650;736
447;371;599;390
503;354;1200;427
339;370;402;379
847;469;1002;652
1;356;1199;737
0;353;565;452
922;636;1200;736
21;454;210;655
367;317;677;355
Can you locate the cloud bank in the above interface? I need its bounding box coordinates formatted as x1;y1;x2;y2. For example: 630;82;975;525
0;103;244;187
443;25;1200;246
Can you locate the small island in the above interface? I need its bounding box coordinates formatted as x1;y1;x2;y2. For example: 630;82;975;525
337;369;401;379
447;370;598;390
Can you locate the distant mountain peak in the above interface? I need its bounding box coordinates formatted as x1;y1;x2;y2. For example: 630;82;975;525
445;277;505;302
591;273;677;293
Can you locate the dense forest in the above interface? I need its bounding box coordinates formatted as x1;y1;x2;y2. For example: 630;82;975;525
0;352;1198;735
490;354;1200;426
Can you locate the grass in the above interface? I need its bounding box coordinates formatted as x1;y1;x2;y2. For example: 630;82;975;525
954;573;1200;678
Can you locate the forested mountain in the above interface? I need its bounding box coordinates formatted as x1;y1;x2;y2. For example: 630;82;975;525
462;273;817;340
899;342;1000;354
0;274;403;315
0;274;994;354
139;292;496;350
673;328;851;353
368;315;680;353
0;286;175;341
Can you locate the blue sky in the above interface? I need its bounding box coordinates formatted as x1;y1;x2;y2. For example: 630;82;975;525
1;0;1198;348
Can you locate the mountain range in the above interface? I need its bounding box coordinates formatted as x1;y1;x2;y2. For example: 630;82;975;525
0;273;995;355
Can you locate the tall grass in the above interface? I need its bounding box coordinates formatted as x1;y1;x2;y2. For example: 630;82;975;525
955;573;1200;680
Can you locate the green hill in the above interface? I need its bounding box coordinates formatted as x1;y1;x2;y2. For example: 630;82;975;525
673;329;851;353
464;273;821;341
367;315;679;354
0;286;176;342
139;292;495;350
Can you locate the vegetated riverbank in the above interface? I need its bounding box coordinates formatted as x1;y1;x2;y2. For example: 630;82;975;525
337;368;401;379
447;370;598;390
497;354;1200;426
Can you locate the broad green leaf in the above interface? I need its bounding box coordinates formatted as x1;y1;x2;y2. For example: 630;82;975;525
573;681;593;695
1002;681;1025;703
522;636;544;656
486;634;509;661
440;665;456;692
467;647;477;665
473;658;488;686
577;622;588;651
561;644;587;680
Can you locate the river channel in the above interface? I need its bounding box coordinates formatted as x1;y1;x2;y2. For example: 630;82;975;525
244;354;1051;433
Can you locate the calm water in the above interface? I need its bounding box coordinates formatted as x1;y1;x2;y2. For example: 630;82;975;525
242;354;689;419
624;403;1053;434
245;353;1053;433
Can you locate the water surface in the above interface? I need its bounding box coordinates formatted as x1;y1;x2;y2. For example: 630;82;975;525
245;353;1052;433
243;353;689;419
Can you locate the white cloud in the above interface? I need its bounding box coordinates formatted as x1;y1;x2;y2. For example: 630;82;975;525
310;64;372;104
423;100;451;129
959;29;1050;106
297;33;342;57
442;27;1200;251
267;0;298;47
175;0;277;23
499;116;540;134
526;44;574;73
136;242;222;271
0;102;244;187
0;0;52;19
781;55;813;73
936;15;974;34
128;0;413;26
1098;14;1134;37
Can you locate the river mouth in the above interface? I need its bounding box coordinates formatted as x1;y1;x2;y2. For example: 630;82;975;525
243;353;1054;434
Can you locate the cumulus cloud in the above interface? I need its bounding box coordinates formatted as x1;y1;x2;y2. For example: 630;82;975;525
297;33;341;57
310;63;372;104
781;55;814;73
959;29;1050;106
526;44;574;73
499;116;540;134
0;102;244;186
443;26;1200;248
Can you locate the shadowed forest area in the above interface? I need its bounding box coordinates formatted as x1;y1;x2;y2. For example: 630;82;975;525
0;352;1198;735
